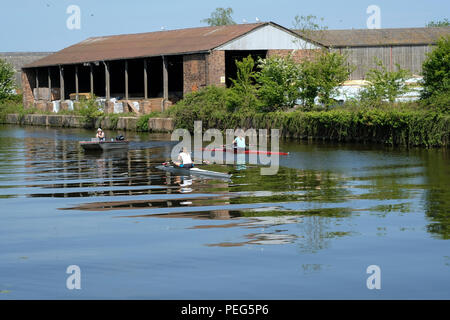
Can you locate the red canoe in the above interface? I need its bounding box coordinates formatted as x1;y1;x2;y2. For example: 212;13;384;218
201;147;289;156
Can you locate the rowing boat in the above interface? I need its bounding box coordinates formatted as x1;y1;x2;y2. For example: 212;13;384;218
202;147;289;156
155;164;232;179
80;138;129;151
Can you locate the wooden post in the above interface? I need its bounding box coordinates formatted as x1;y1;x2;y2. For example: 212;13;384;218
90;64;94;97
162;56;168;111
75;65;79;101
48;67;51;101
144;59;148;99
125;60;129;100
105;61;110;100
59;66;65;101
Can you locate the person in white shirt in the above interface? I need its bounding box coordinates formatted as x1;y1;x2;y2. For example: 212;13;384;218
233;133;246;150
96;128;105;141
174;147;193;168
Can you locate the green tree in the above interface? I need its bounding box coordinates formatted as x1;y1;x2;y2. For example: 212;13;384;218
256;55;302;111
421;36;450;98
0;59;16;101
360;58;411;103
426;19;450;27
297;50;352;109
201;7;236;26
292;14;328;50
227;55;261;113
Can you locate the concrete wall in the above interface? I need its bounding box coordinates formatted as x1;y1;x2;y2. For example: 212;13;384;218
1;114;174;132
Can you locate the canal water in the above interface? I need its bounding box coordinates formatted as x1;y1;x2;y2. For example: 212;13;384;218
0;125;448;299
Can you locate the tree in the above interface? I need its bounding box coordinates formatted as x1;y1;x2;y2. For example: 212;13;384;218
297;50;353;109
360;58;411;103
0;58;16;101
201;7;236;26
426;19;450;27
292;14;328;50
226;55;261;113
421;36;450;99
256;55;303;111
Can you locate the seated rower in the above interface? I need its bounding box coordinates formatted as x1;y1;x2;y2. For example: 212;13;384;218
96;128;105;141
233;132;246;150
174;147;194;168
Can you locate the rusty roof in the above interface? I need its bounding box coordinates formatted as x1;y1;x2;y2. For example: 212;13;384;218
295;27;450;47
24;23;272;68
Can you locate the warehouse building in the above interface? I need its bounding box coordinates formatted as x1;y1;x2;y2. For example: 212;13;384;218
22;22;319;114
296;27;450;79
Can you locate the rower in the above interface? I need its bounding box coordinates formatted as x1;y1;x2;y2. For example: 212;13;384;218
174;147;193;168
233;132;246;150
96;128;105;141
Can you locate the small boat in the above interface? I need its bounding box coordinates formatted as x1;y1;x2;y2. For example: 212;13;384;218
155;164;232;179
80;138;129;151
202;147;289;156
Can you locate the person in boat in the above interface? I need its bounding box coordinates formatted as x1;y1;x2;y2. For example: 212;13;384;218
96;128;105;141
233;132;246;150
174;147;194;168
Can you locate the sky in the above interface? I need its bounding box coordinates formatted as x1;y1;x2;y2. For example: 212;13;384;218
0;0;448;52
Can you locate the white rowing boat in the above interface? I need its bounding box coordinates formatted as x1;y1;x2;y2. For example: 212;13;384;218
155;164;232;179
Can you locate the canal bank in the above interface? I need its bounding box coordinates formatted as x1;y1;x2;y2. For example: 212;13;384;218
1;113;174;132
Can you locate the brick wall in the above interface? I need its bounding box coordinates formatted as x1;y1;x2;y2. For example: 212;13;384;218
206;50;226;87
22;69;35;108
183;54;207;95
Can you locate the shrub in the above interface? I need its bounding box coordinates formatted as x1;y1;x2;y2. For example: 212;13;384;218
0;59;16;101
360;58;411;103
256;55;302;112
421;36;450;100
76;95;104;124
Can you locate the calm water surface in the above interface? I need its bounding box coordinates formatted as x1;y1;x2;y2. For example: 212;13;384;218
0;125;448;299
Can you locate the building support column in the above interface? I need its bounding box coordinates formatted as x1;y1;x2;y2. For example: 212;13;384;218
59;66;65;101
35;69;39;100
125;60;129;100
90;64;94;97
48;67;51;101
162;56;168;111
143;59;148;100
75;65;79;101
104;61;110;100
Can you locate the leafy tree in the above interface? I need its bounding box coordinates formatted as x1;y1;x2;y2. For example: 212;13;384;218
0;58;16;101
292;14;328;50
226;55;261;113
256;55;303;111
297;50;352;109
201;7;236;26
426;19;450;27
421;36;450;99
359;58;411;103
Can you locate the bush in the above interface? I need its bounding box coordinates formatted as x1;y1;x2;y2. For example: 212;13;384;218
76;95;104;124
360;58;411;103
256;55;302;112
421;36;450;100
0;59;16;101
168;86;229;131
226;55;261;113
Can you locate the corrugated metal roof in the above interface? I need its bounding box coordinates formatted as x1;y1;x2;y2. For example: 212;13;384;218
295;27;450;47
24;23;269;68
